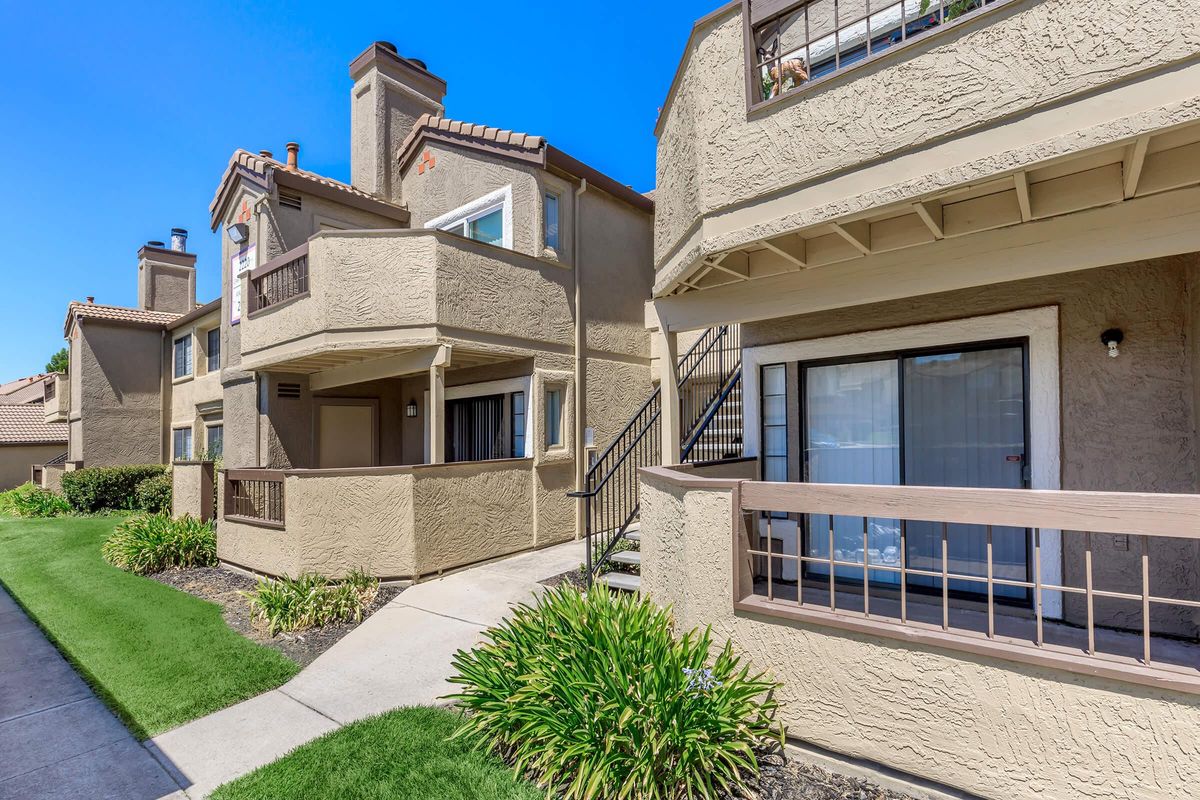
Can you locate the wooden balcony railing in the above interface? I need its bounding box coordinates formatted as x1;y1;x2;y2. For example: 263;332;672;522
223;469;285;528
248;243;309;315
733;480;1200;693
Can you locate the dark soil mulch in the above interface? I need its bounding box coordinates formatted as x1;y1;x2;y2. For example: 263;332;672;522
723;751;919;799
149;566;402;667
539;568;588;590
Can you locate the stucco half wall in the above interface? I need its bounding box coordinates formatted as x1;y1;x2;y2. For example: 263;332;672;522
638;466;1200;800
218;458;576;580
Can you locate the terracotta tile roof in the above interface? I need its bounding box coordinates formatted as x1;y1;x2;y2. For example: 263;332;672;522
398;114;545;166
0;405;67;445
209;149;408;221
67;301;182;327
0;375;50;405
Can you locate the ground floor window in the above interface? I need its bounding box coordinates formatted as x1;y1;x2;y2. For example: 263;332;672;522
205;424;223;459
173;427;193;461
761;341;1030;602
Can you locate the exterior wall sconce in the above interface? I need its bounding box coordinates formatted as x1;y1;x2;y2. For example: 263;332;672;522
226;222;250;244
1101;328;1124;358
406;400;418;418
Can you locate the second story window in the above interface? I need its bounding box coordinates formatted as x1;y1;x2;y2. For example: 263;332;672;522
207;328;221;373
543;193;560;252
174;335;193;380
426;185;513;249
544;387;563;448
749;0;997;105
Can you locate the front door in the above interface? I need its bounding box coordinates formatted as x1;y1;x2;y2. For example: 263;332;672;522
802;343;1029;599
317;402;377;469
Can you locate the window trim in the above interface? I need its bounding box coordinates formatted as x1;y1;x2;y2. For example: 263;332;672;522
423;376;534;463
542;191;562;253
424;185;514;250
544;386;565;449
741;0;1022;113
204;423;224;460
205;328;221;374
172;426;194;461
173;334;193;381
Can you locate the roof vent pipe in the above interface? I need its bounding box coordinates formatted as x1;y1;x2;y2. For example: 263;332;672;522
86;296;94;304
259;149;273;159
170;228;188;252
148;240;165;247
286;142;299;170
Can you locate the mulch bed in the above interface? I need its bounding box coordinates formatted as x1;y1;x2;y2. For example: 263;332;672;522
149;566;401;667
724;751;920;799
539;568;588;590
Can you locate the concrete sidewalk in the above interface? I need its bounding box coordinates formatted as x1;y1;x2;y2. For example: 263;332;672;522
148;539;585;798
0;586;185;800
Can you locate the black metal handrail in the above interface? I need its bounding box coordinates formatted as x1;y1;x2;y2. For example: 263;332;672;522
570;324;743;583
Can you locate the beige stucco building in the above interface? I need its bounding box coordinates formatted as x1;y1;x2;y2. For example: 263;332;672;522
639;1;1200;798
208;42;655;580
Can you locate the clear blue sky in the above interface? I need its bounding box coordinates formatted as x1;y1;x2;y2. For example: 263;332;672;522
0;0;713;381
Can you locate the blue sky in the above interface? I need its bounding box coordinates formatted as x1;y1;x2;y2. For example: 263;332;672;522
0;0;713;381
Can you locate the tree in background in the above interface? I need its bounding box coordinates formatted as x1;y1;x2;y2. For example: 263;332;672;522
46;348;68;374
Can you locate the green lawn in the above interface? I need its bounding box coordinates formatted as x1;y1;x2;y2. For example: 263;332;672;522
211;707;539;800
0;514;298;737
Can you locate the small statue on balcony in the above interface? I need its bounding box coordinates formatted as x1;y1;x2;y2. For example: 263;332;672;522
767;58;809;98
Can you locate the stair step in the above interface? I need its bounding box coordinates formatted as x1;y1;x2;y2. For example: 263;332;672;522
610;550;641;567
624;530;641;543
600;572;641;592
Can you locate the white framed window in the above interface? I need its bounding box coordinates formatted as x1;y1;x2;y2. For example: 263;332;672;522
425;185;513;249
543;192;561;252
173;335;193;380
545;386;564;448
173;427;193;461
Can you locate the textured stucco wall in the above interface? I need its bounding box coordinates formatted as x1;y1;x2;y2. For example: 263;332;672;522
0;445;66;491
578;188;654;360
639;468;1200;800
172;462;214;522
167;312;223;459
141;263;194;315
655;0;1200;273
741;255;1200;635
217;516;302;578
76;322;164;467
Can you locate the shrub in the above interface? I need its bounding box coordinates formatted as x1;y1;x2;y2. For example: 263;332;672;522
245;570;379;635
0;483;71;518
62;465;168;513
101;513;216;574
448;585;783;800
135;473;173;514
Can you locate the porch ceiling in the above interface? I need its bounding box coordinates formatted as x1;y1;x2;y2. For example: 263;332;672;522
663;123;1200;297
302;344;519;392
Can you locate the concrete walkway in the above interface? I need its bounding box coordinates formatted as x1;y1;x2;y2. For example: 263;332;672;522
148;539;585;798
0;587;185;800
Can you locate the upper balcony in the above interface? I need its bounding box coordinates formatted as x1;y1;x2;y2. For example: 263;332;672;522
653;0;1200;302
43;373;68;423
238;229;575;376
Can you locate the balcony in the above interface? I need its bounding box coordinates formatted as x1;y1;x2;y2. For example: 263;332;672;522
218;458;568;580
238;229;574;375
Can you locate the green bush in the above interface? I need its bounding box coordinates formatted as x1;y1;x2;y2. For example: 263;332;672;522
62;465;168;513
245;570;379;635
0;483;71;518
101;513;216;574
448;585;784;800
135;473;173;514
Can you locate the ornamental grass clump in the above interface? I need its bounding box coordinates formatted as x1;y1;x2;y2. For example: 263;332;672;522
0;483;71;518
447;584;784;800
101;513;216;574
245;570;378;635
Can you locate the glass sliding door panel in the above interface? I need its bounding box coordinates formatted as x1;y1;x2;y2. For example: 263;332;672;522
804;360;901;585
903;346;1027;597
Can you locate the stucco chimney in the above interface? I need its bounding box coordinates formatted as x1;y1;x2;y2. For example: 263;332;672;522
286;142;299;170
137;236;197;314
348;41;446;204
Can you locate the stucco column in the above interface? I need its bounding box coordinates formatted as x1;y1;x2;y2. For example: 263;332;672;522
658;329;680;466
429;361;445;464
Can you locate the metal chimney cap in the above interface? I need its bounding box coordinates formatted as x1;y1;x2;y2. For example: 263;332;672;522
259;150;273;159
407;57;428;71
147;240;165;247
375;40;397;53
170;227;188;236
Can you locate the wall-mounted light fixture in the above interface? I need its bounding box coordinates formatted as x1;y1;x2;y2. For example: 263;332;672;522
1101;328;1124;358
406;399;418;418
226;222;250;244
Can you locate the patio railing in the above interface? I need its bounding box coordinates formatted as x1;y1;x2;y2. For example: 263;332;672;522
248;243;309;315
223;469;286;528
734;480;1200;692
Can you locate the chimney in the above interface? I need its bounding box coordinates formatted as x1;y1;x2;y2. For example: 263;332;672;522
259;149;273;159
349;41;446;204
137;233;197;314
286;142;299;170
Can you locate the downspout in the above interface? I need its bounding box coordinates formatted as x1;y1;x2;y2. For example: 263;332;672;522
573;178;588;538
160;329;168;464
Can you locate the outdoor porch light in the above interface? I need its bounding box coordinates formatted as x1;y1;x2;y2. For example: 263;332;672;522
406;399;418;418
1101;328;1124;358
226;222;250;244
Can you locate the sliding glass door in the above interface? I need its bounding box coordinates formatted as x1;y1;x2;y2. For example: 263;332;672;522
801;343;1029;600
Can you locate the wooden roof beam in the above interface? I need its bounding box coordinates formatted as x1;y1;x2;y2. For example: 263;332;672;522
830;220;871;255
1014;171;1032;222
913;200;944;239
760;233;807;268
1124;135;1151;199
